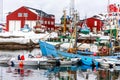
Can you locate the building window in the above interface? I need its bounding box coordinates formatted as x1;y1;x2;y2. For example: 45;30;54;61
51;21;54;25
44;21;47;24
94;21;97;26
24;13;28;17
40;20;43;24
48;21;50;25
18;13;22;17
51;28;54;30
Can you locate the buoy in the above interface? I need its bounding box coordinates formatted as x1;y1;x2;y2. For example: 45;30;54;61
102;46;108;53
93;52;97;56
21;55;25;60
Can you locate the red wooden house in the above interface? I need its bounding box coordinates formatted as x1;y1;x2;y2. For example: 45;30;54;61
6;6;55;31
80;17;103;32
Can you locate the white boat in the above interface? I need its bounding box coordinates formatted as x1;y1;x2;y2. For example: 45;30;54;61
95;58;115;68
107;58;120;70
60;58;80;65
8;57;48;67
47;57;81;66
95;57;120;69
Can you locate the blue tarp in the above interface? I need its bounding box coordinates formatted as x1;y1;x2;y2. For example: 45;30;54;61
39;40;58;57
39;40;99;66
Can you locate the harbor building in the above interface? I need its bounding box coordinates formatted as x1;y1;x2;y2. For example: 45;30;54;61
6;6;55;32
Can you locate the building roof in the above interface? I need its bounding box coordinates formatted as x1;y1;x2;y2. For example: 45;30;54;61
25;6;54;18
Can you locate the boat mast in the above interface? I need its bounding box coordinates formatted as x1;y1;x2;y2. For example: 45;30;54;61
107;0;113;55
70;0;75;18
69;0;79;51
73;11;78;49
63;10;66;33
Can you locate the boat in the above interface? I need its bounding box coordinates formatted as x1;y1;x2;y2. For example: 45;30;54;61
21;24;32;32
8;54;79;67
33;21;46;33
95;58;115;68
8;56;48;67
95;56;120;69
39;40;99;67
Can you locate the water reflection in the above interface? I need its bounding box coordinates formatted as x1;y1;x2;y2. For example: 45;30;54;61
0;64;119;80
2;66;48;80
45;65;98;80
44;65;120;80
0;49;120;80
5;66;33;80
98;69;120;80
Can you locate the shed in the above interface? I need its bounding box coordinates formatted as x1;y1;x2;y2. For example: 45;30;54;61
80;17;103;32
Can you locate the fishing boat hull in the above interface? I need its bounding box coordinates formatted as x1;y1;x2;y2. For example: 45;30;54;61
95;58;115;68
8;57;48;67
39;40;99;67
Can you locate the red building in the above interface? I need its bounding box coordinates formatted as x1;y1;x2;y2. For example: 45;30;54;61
6;6;55;31
80;17;103;32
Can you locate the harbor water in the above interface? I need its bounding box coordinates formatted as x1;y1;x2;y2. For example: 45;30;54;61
0;48;120;80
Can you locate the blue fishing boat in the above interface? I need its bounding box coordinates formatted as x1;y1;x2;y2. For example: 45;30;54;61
39;40;99;67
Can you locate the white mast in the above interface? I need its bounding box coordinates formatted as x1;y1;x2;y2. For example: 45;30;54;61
0;0;3;22
70;0;75;18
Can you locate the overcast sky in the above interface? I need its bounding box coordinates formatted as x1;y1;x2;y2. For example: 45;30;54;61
2;0;120;23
